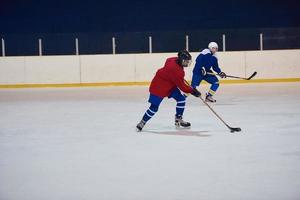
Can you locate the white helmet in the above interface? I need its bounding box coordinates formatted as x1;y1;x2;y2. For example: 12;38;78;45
208;42;218;50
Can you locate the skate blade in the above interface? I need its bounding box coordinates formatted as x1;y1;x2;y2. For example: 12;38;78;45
205;99;216;103
175;126;191;130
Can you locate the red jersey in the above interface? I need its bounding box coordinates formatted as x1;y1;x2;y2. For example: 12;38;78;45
149;57;193;98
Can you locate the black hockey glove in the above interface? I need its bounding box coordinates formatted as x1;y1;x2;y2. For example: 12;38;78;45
219;72;227;78
191;88;201;97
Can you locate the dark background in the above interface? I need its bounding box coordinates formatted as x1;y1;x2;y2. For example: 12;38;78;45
1;0;300;55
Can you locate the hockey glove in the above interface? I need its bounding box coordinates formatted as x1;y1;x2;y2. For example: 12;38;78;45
201;67;206;76
191;88;201;97
218;72;227;78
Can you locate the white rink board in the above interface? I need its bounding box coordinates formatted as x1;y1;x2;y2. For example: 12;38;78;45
0;57;25;84
80;54;136;83
0;83;300;200
24;56;81;84
245;50;300;78
218;51;246;78
135;53;174;82
0;50;300;85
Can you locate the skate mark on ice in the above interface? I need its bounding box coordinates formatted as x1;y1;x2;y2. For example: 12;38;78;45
143;130;211;137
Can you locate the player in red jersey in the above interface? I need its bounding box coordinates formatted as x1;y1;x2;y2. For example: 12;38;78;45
136;50;201;132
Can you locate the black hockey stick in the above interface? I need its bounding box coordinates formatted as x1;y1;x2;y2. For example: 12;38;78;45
207;71;257;80
185;80;241;133
198;95;241;133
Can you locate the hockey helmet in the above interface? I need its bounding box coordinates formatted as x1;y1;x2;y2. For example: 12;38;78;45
208;42;218;51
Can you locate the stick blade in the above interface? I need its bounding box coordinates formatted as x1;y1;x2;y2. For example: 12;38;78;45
229;127;242;133
247;71;257;80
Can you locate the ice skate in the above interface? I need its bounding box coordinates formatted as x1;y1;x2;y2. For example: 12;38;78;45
175;115;191;129
136;120;146;132
205;93;216;103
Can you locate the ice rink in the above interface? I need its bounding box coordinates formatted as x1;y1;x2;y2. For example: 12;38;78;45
1;82;300;200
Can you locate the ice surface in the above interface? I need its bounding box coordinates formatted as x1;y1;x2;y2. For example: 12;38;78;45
0;83;300;200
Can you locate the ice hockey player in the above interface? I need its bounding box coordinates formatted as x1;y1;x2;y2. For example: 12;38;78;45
136;50;201;132
191;42;227;102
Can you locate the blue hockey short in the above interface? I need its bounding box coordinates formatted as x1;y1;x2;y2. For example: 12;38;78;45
191;74;219;88
148;88;186;106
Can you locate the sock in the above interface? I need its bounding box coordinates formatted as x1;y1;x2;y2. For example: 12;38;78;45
176;100;185;117
142;104;158;122
208;82;219;96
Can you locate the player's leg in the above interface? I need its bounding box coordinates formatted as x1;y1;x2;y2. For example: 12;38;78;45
169;88;191;128
204;75;219;102
191;73;203;89
136;94;163;131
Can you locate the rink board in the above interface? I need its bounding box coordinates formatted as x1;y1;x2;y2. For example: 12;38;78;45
0;49;300;88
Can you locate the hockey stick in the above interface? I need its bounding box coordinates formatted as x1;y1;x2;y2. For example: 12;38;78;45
185;80;241;133
207;71;257;80
198;95;241;133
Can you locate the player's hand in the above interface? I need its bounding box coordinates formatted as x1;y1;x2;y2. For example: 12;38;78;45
191;88;201;97
201;67;206;76
219;72;227;78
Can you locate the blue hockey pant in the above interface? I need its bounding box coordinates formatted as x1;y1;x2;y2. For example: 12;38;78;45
142;88;186;122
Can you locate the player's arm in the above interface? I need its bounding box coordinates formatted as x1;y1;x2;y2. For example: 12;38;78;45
195;55;213;77
172;73;201;97
212;56;226;78
193;55;205;75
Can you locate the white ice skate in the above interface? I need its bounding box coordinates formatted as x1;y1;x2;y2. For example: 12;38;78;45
205;93;216;103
